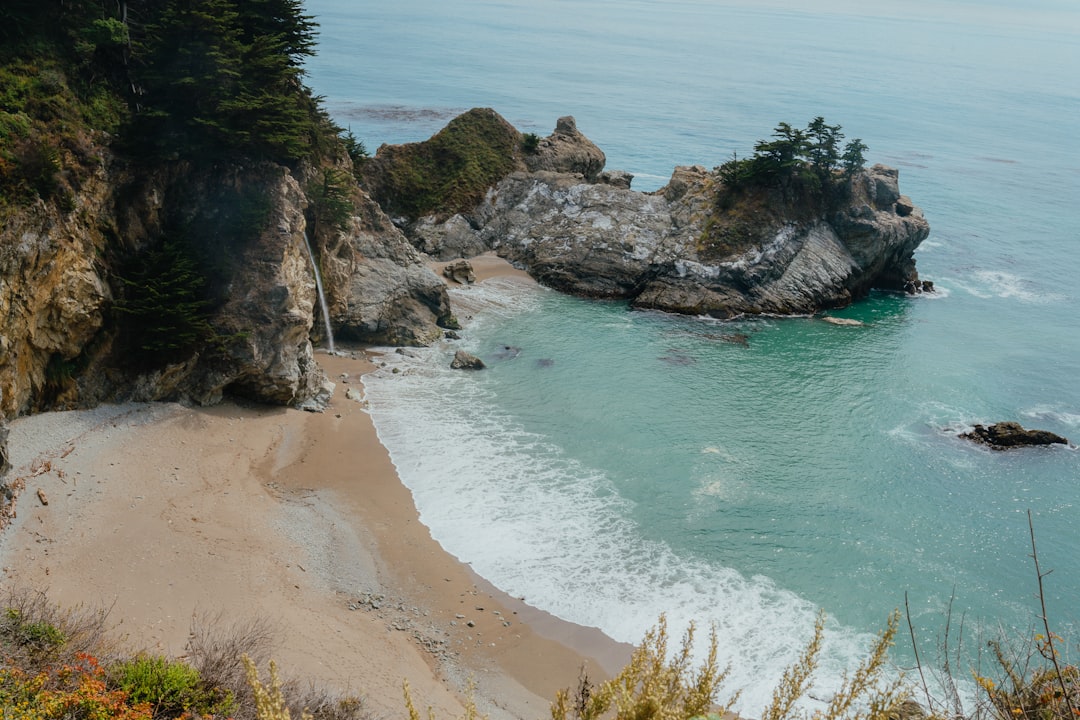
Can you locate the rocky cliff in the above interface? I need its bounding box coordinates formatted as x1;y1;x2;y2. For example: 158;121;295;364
0;150;451;423
379;112;931;319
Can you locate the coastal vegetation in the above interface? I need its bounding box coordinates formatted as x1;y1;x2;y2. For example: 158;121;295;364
0;0;365;379
0;0;334;204
715;118;867;197
0;588;366;720
699;118;869;261
357;107;523;221
3;578;1077;720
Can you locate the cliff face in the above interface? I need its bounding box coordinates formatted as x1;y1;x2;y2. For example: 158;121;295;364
388;113;930;319
314;187;454;347
0;161;114;418
0;150;451;422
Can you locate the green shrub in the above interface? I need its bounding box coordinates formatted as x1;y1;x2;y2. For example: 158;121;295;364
359;107;520;220
0;109;31;139
110;654;236;718
522;132;541;154
3;607;67;652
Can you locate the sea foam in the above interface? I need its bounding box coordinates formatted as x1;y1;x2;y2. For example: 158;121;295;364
362;282;878;714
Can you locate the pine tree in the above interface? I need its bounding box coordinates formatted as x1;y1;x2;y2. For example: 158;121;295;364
130;0;319;164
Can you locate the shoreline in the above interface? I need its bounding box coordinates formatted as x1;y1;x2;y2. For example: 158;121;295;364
0;253;630;720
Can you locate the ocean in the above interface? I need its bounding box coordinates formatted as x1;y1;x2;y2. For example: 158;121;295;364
303;0;1080;712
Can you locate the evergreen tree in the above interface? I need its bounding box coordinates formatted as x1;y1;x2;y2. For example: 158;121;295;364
234;0;317;65
133;0;244;157
749;122;809;185
805;116;843;174
129;0;319;164
115;237;215;366
841;139;868;176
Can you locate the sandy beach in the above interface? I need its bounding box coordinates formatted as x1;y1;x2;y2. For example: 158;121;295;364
0;253;629;720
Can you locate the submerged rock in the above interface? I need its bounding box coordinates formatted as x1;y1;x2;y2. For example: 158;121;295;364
491;345;521;360
822;316;864;326
959;421;1068;450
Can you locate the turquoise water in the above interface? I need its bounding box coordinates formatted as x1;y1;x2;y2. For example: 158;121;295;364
304;0;1080;712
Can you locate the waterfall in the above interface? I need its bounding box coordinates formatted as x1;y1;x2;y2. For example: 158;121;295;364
302;230;336;354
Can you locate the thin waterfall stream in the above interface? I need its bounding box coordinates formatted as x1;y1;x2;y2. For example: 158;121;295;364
302;230;336;353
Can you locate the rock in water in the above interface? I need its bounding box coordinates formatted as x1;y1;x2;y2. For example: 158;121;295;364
959;421;1068;450
822;316;864;326
379;110;931;320
450;351;486;370
491;345;521;360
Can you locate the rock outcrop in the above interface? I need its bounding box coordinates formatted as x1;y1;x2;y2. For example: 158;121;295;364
0;159;114;417
522;116;606;182
408;157;929;318
378;110;931;319
960;422;1069;450
442;259;476;285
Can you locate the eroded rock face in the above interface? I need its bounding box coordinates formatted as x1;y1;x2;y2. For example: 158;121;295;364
70;167;330;408
0;148;459;429
312;187;453;347
198;170;327;406
0;417;9;478
0;163;113;417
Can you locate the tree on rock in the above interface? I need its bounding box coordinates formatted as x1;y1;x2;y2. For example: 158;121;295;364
716;117;869;195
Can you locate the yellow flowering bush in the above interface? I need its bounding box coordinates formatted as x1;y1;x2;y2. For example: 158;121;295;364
0;652;152;720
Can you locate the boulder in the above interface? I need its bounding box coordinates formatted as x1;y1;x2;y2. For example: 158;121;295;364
523;116;606;182
443;259;476;285
298;377;336;413
599;170;634;189
959;421;1068;450
411;214;489;260
450;350;486;370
